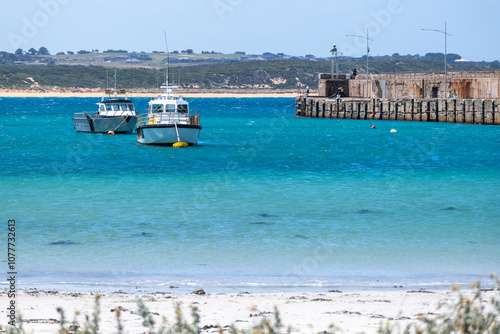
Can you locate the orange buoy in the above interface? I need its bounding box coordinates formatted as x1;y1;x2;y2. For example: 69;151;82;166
371;125;376;129
107;131;115;135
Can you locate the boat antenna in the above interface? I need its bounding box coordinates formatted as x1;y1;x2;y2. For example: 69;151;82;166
114;67;117;93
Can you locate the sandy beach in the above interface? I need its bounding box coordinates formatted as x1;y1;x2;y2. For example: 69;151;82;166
0;88;300;98
1;288;474;333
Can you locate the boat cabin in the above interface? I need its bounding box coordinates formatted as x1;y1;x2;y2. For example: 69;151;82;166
148;95;188;114
140;87;198;126
97;99;135;116
95;88;135;117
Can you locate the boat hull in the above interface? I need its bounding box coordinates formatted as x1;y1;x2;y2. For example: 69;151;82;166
136;124;201;145
72;115;137;134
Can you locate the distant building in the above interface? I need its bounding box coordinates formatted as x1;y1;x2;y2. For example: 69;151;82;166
262;52;279;60
126;58;141;63
250;56;264;61
105;49;128;53
167;57;192;63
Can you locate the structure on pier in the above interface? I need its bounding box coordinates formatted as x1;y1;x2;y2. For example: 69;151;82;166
296;71;500;125
319;71;500;100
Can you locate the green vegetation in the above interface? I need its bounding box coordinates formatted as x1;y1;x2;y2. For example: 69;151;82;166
379;275;500;334
2;276;499;334
0;57;499;91
0;61;327;90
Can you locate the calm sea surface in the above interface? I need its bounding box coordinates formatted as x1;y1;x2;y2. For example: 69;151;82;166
0;97;499;292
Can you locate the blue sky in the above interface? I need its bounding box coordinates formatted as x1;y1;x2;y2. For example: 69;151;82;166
1;0;499;61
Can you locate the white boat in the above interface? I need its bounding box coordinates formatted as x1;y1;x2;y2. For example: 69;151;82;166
136;85;201;145
72;89;137;134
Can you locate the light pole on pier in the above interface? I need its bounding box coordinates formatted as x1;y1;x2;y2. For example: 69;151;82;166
347;29;373;98
422;22;452;98
330;44;338;79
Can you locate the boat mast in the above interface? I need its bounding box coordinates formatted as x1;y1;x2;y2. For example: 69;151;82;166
161;31;178;98
164;31;170;88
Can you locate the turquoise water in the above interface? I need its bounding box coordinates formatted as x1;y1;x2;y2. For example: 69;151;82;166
1;97;499;292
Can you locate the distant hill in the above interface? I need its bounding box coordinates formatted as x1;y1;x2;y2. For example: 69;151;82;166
0;58;499;90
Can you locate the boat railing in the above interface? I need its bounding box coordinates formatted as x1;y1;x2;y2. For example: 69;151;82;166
188;110;200;125
137;110;200;127
99;110;136;117
73;110;135;118
73;112;97;119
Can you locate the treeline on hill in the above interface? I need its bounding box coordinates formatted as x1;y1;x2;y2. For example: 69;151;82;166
0;59;499;90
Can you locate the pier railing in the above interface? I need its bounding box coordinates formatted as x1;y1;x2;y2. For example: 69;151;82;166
295;97;499;125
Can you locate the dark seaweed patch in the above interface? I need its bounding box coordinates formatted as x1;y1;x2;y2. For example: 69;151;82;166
258;213;278;218
49;240;78;245
131;232;155;237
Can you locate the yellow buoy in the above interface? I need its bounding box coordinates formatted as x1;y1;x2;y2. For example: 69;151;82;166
390;129;397;133
172;142;188;148
107;131;115;135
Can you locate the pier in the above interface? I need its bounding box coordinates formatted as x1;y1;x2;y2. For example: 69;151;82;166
295;96;500;125
295;71;500;125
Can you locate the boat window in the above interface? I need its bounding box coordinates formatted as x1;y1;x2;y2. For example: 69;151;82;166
128;104;134;111
120;104;128;111
112;105;120;111
178;104;188;113
153;105;163;113
99;105;105;112
166;104;176;112
106;104;112;111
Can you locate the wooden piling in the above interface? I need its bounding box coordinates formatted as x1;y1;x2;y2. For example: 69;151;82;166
295;96;499;125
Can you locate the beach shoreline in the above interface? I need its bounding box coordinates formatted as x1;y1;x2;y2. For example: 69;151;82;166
1;288;472;333
0;88;301;98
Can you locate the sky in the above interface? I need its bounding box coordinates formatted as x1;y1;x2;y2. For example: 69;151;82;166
0;0;499;61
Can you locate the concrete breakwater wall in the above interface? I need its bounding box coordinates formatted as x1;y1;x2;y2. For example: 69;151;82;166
295;96;500;125
319;71;500;100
